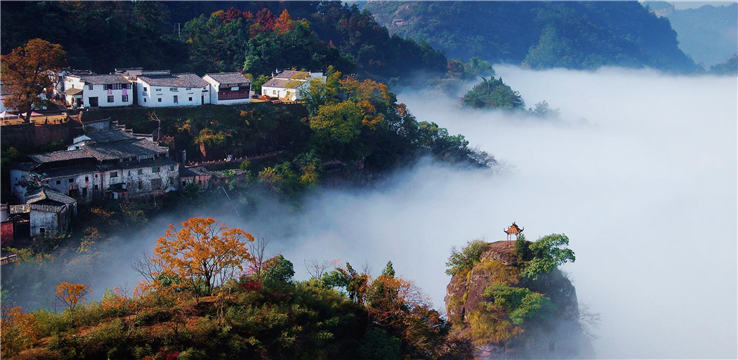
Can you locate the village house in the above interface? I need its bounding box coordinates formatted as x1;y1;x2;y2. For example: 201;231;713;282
261;70;325;101
135;71;210;107
10;126;179;204
63;73;133;108
180;166;212;189
203;73;252;105
22;187;77;237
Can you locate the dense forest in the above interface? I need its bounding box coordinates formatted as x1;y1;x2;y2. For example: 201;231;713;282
0;1;446;86
364;1;697;72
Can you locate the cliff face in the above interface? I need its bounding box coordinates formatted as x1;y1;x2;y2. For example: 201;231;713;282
445;241;592;359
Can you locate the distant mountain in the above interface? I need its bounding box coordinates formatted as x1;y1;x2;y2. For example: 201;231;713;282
645;2;738;67
363;1;697;72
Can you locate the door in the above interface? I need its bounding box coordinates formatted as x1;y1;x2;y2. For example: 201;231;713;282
89;97;98;107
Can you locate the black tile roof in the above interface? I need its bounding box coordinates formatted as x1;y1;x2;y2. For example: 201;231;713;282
205;72;251;85
138;73;208;88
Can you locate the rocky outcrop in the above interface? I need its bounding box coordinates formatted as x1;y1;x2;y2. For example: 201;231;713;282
445;241;592;359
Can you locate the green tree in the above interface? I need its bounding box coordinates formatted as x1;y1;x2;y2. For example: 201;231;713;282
520;234;575;280
445;240;491;276
309;100;363;145
462;77;524;110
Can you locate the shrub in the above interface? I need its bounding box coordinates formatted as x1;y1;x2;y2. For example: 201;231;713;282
445;240;490;276
482;283;553;325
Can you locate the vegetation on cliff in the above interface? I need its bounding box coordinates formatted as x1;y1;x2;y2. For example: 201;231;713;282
444;235;580;355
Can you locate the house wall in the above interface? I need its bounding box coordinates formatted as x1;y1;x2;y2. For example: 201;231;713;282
30;209;59;237
10;170;32;202
137;80;210;107
41;171;101;203
112;163;180;196
63;77;133;108
37;162;180;202
203;76;251;105
262;86;299;101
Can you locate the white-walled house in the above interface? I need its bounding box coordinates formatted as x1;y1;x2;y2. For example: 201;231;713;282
136;73;210;107
63;74;133;108
203;73;251;105
261;70;325;101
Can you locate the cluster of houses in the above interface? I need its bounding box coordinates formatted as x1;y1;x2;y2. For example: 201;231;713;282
58;68;324;109
1;68;326;246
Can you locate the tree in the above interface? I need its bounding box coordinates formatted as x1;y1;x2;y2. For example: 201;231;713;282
309;100;364;145
520;233;575;280
461;77;524;110
1;38;66;121
152;217;254;295
445;240;491;276
275;9;295;34
55;282;90;310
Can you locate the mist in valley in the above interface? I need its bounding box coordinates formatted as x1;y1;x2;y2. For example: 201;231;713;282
5;66;735;358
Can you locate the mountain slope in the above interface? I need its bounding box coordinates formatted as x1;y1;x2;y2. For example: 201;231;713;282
364;1;696;72
645;2;738;67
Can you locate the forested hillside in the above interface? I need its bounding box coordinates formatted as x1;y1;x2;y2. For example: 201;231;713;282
0;1;446;85
364;1;697;72
644;2;738;67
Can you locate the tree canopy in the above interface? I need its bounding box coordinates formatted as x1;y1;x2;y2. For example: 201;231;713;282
0;38;66;121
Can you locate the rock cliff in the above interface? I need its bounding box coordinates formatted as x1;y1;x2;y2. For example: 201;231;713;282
445;240;592;359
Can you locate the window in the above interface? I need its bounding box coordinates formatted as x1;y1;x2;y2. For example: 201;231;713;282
40;228;45;235
151;178;162;190
122;94;129;102
173;95;178;104
143;87;148;92
107;95;114;103
137;169;143;175
122;83;129;89
186;87;191;90
170;87;178;92
189;97;192;102
68;178;74;183
155;88;162;92
152;167;160;173
169;165;175;171
110;171;118;178
138;181;143;190
144;98;147;103
157;98;162;103
85;176;89;182
56;180;61;184
88;84;94;90
128;171;131;176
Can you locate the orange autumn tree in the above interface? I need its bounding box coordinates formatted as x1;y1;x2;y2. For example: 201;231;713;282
55;282;90;310
152;217;254;295
1;306;39;357
275;9;295;34
1;38;66;122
